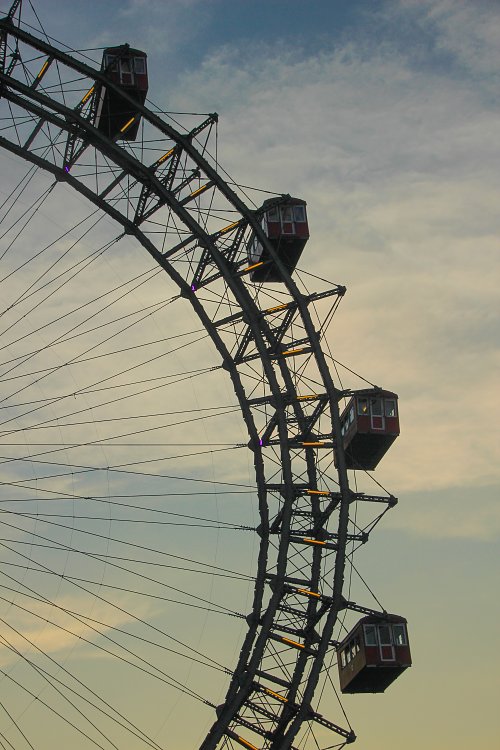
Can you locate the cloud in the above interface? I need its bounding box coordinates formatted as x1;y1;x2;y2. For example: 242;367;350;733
401;0;500;83
382;484;500;540
157;2;500;498
0;592;154;668
115;0;211;59
2;1;498;521
3;0;497;503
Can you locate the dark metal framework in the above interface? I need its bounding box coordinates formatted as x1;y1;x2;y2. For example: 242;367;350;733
0;8;397;749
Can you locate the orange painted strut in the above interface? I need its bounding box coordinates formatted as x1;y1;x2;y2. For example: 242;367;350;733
242;261;264;273
80;85;95;105
190;184;209;198
36;59;50;79
265;303;288;313
264;687;288;703
157;147;175;164
303;537;326;546
296;588;321;598
120;116;136;133
236;736;259;750
281;637;305;649
220;220;240;234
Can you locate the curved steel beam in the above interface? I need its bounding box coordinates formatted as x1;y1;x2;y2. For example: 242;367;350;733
0;20;355;749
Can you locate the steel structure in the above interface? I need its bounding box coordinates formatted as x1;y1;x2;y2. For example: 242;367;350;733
0;4;398;749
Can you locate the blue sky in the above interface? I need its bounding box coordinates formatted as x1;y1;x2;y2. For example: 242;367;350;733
33;0;497;86
0;1;499;748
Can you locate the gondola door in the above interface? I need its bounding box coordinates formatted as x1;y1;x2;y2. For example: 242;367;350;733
378;624;395;661
370;396;385;431
280;205;295;235
119;58;133;86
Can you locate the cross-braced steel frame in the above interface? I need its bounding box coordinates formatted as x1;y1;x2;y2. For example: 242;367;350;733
0;6;398;749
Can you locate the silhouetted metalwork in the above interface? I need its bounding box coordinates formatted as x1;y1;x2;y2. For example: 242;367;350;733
0;5;406;747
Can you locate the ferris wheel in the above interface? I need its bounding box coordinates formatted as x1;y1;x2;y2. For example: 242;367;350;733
0;3;410;749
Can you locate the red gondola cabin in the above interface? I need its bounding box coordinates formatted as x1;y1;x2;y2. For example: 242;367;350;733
94;45;148;141
248;197;309;282
338;389;400;470
338;615;411;694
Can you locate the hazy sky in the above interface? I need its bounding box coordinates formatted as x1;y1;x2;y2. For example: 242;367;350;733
0;1;499;748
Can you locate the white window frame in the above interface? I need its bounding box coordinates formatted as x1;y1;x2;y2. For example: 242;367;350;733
363;624;378;646
392;623;407;646
293;205;306;223
357;398;368;416
384;399;397;418
134;57;146;74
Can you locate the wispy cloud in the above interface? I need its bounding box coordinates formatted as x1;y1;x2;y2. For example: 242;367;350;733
382;483;500;540
0;592;154;667
157;1;500;501
402;0;500;82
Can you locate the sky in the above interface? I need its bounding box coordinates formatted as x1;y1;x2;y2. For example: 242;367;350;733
0;1;499;749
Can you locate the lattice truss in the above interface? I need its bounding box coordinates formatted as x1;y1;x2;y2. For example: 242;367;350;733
0;11;398;750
